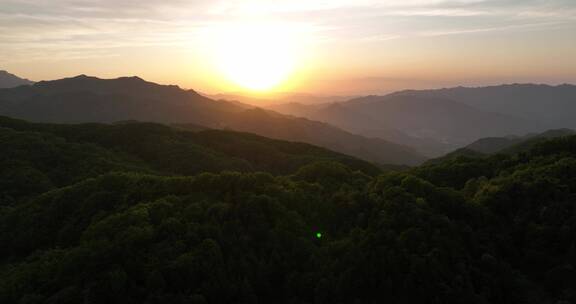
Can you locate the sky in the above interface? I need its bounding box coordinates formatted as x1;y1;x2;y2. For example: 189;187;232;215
1;0;575;95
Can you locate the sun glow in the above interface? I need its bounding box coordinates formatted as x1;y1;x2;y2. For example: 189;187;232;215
204;22;308;91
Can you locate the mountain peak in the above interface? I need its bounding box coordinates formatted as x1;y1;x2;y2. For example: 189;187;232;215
117;76;145;82
0;70;34;88
70;74;97;80
35;75;159;88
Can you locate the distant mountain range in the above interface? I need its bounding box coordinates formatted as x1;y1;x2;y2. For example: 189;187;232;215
4;70;573;164
0;74;424;166
0;70;33;88
267;84;575;157
392;84;576;129
210;92;354;106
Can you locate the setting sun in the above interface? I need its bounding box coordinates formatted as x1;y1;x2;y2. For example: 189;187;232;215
205;23;307;91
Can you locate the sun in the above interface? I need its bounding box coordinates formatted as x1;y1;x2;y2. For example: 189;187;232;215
205;23;306;91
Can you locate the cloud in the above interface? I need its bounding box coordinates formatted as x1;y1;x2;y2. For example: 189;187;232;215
0;0;574;63
418;20;575;37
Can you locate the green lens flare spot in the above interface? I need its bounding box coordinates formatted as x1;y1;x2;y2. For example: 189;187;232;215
316;232;322;239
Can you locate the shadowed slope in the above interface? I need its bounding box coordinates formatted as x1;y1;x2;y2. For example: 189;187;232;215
0;75;425;166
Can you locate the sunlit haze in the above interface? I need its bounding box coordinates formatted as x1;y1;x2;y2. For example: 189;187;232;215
202;22;310;91
1;0;575;94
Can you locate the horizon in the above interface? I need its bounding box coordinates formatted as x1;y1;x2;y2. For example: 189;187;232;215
2;71;576;101
1;0;575;95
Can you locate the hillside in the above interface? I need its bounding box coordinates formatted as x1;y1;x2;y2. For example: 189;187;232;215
428;128;576;164
464;129;575;154
0;75;425;166
1;119;576;303
196;108;426;166
0;116;382;204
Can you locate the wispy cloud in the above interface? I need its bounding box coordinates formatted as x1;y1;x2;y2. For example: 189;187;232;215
0;0;575;63
418;20;576;37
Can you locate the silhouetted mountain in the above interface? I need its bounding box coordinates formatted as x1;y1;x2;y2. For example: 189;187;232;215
0;75;425;166
0;75;238;124
0;70;33;88
342;94;542;147
391;84;576;128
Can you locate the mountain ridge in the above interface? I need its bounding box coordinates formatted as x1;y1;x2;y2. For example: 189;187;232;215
268;91;546;156
0;75;425;166
267;83;575;157
0;70;34;88
389;83;576;128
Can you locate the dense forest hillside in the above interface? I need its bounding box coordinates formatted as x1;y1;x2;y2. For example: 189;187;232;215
1;116;575;303
429;128;576;164
465;129;574;154
0;75;424;166
0;116;380;205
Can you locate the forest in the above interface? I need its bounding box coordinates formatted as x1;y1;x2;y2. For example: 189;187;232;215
1;116;575;304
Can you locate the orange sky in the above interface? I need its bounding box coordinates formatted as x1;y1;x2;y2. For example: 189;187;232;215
1;0;575;95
